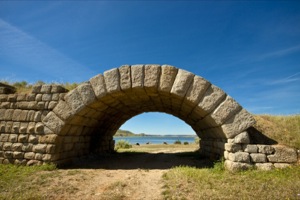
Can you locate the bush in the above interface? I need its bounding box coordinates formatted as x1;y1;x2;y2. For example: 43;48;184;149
174;140;181;145
115;140;132;150
183;142;189;145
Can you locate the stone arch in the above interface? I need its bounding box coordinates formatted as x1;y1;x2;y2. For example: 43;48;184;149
42;64;256;166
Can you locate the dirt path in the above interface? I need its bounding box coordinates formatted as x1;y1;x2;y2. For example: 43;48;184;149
39;145;210;200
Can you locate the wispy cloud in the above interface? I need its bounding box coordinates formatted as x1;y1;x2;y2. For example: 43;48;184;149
0;19;95;82
268;72;300;85
256;44;300;61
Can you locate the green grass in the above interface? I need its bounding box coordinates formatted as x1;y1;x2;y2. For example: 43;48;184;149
162;164;300;200
254;115;300;149
115;139;132;150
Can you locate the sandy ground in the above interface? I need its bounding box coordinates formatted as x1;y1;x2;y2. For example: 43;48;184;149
38;145;211;200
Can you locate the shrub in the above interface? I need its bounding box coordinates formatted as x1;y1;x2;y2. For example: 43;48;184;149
115;140;132;150
174;140;181;144
183;142;189;145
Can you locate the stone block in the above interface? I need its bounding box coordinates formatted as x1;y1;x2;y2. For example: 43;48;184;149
27;94;36;101
234;131;250;144
35;94;42;101
41;85;52;93
37;102;45;109
144;64;161;92
5;121;13;133
89;74;107;99
33;111;42;122
28;135;38;144
4;109;13;121
64;89;85;113
18;134;28;143
198;85;226;116
3;142;12;150
52;93;59;101
4;151;13;158
255;163;274;170
267;146;298;163
170;69;194;98
39;134;57;144
53;100;73;120
243;144;258;153
35;122;44;134
228;152;250;163
19;123;28;133
48;101;57;109
104;68;120;94
24;152;35;159
222;109;256;139
13;152;24;159
9;134;18;142
77;83;96;105
225;160;252;171
42;94;52;101
12;109;21;121
159;65;178;93
34;144;47;153
250;153;267;163
35;153;43;160
224;143;242;152
274;163;291;169
257;145;275;154
51;85;68;93
32;85;42;93
0;134;9;142
42;112;65;134
22;143;33;152
27;122;36;133
185;75;210;105
131;65;144;89
119;65;131;91
11;143;23;151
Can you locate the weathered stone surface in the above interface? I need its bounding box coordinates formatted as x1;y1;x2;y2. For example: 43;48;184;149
77;83;96;106
170;69;194;98
159;65;178;93
131;65;144;89
64;89;85;113
42;112;65;134
198;85;226;115
144;65;161;92
274;163;291;169
257;145;275;154
89;74;107;99
234;131;250;144
41;85;52;93
250;153;267;163
267;146;298;163
222;109;256;139
228;152;250;163
51;85;68;93
224;143;242;152
225;160;252;171
243;144;258;153
119;65;131;91
34;144;47;153
53;100;73;120
255;163;274;170
104;68;120;94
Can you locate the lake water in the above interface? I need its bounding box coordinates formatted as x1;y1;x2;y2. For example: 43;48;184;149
113;136;197;145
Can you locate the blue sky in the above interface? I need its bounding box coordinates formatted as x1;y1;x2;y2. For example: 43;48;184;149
0;1;299;135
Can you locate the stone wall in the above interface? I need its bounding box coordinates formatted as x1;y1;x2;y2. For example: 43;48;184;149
0;65;299;170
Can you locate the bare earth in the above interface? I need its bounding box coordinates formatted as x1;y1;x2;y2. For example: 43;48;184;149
37;144;210;200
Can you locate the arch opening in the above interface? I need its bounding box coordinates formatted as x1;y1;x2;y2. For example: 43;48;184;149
41;65;256;167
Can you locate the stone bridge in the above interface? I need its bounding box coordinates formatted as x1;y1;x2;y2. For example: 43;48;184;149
0;65;298;170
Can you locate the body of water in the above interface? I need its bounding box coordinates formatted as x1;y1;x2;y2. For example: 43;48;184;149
113;136;197;145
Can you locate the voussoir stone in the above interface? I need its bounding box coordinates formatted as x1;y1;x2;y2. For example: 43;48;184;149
64;88;85;113
119;65;131;91
89;74;107;99
42;112;65;134
104;68;120;94
170;69;194;98
144;65;161;92
131;65;144;89
159;65;178;93
222;109;256;139
77;83;96;106
234;131;250;144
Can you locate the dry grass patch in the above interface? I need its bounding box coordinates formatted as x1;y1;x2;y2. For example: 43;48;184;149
163;164;300;200
254;115;300;149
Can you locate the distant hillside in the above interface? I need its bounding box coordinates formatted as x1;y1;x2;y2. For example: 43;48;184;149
115;129;148;137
